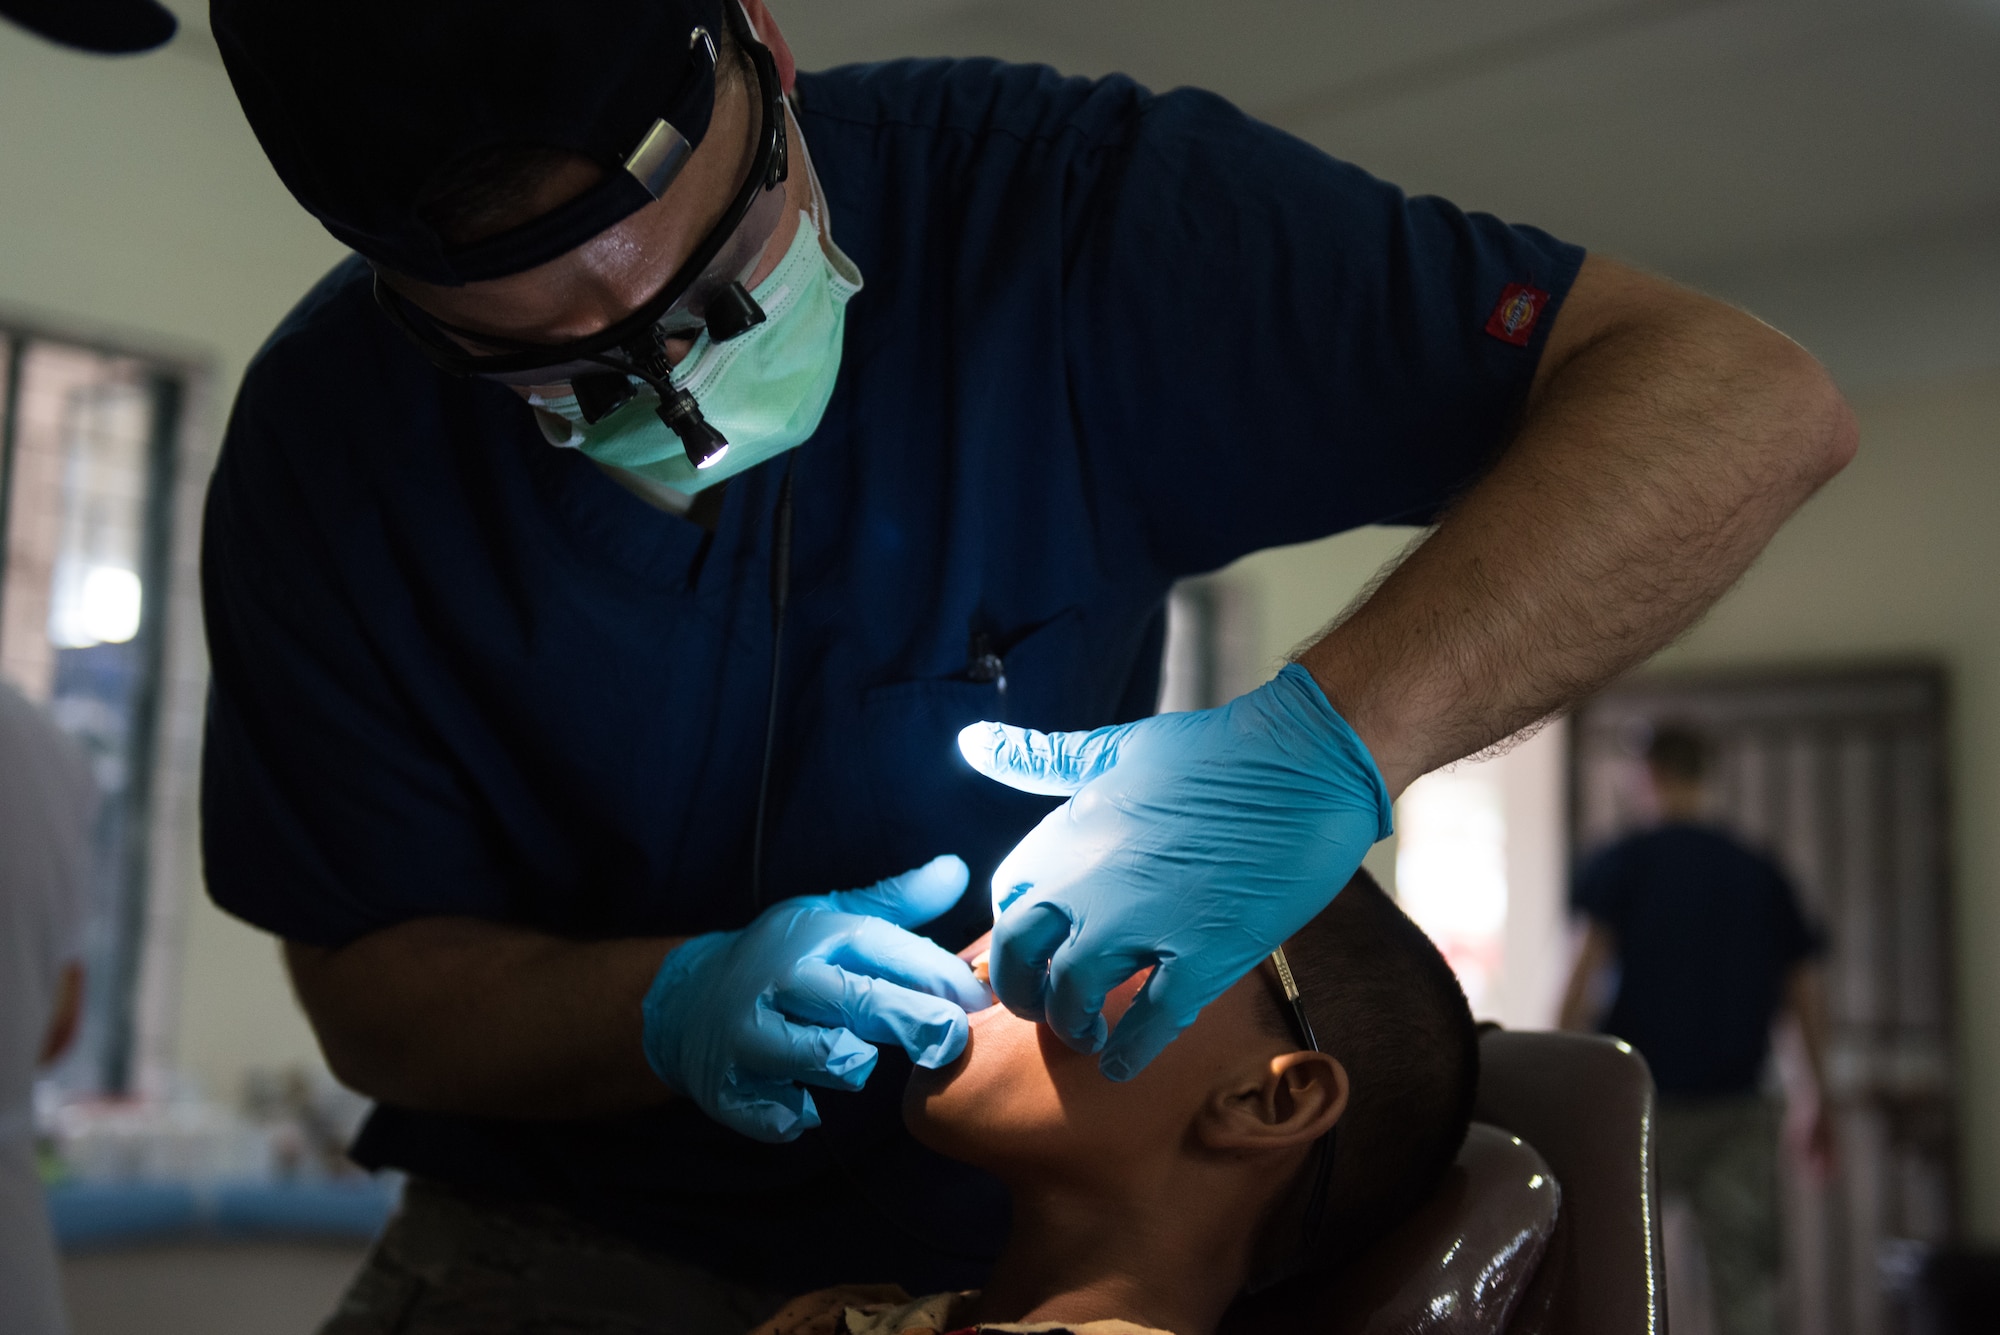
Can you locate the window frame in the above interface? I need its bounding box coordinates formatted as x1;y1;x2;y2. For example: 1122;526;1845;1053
0;319;194;1096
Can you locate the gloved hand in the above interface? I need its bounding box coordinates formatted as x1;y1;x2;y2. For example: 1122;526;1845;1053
959;663;1392;1081
641;855;990;1142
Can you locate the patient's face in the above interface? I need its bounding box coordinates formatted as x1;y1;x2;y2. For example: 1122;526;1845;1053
905;942;1285;1187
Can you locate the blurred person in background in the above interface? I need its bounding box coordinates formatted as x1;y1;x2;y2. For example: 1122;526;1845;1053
1561;723;1834;1335
0;681;100;1335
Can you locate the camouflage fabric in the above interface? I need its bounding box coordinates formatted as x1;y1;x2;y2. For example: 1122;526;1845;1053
318;1177;786;1335
1657;1096;1782;1335
750;1286;1174;1335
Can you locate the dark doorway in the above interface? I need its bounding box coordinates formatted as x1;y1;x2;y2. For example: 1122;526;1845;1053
1571;664;1954;1335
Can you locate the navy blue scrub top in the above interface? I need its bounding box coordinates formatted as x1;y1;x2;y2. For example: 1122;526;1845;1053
1573;823;1825;1097
201;58;1582;1293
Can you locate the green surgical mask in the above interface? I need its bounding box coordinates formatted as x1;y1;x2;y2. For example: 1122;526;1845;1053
528;180;862;496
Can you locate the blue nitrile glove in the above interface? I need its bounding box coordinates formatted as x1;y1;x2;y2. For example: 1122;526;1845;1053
641;855;991;1143
958;663;1392;1082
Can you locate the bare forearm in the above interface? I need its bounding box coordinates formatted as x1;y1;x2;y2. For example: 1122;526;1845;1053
1786;964;1834;1097
1299;260;1856;793
1557;922;1616;1032
285;918;682;1118
1556;965;1597;1033
1555;972;1592;1032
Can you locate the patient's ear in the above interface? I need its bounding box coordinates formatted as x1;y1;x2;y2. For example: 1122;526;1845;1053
1198;1051;1348;1153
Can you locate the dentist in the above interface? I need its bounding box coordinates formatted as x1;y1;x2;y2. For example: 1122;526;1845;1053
200;0;1853;1324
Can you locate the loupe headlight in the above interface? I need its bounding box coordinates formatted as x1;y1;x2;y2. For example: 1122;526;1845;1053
372;0;790;469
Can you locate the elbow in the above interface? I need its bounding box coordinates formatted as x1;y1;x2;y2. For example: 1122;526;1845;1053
314;1028;396;1104
284;939;403;1104
303;1008;405;1105
1799;356;1859;488
1762;333;1858;495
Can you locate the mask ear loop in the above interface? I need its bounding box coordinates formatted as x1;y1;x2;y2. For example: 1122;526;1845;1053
789;98;828;241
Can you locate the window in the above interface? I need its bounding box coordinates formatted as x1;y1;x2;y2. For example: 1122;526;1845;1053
1395;764;1510;1013
1390;722;1570;1027
0;330;184;1098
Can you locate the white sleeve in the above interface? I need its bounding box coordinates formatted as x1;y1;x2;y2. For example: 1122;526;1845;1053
0;679;97;1106
0;681;94;1335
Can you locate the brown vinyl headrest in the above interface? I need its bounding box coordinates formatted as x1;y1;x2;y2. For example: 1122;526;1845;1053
1223;1122;1560;1335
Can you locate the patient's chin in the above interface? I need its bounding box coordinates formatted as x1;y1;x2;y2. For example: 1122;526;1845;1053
902;1057;973;1157
901;1007;1021;1159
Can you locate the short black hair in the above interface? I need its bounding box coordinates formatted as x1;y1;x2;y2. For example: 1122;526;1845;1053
415;22;755;248
1646;722;1711;784
1255;867;1478;1266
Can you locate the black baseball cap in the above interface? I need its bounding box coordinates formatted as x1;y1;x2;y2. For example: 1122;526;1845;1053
211;0;732;286
0;0;176;52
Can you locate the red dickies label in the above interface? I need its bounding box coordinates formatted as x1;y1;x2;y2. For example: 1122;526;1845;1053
1484;283;1549;346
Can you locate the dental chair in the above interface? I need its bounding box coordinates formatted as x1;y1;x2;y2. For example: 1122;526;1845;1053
1223;1028;1665;1335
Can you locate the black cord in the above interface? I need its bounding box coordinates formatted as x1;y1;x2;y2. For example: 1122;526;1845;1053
748;461;998;1270
750;464;795;911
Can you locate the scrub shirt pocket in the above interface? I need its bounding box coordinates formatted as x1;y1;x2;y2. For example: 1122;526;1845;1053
862;608;1090;947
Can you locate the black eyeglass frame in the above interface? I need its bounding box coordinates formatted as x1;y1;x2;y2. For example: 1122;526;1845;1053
369;0;791;466
1269;944;1337;1279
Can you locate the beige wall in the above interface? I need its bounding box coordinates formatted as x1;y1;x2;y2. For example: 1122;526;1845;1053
0;26;346;1100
